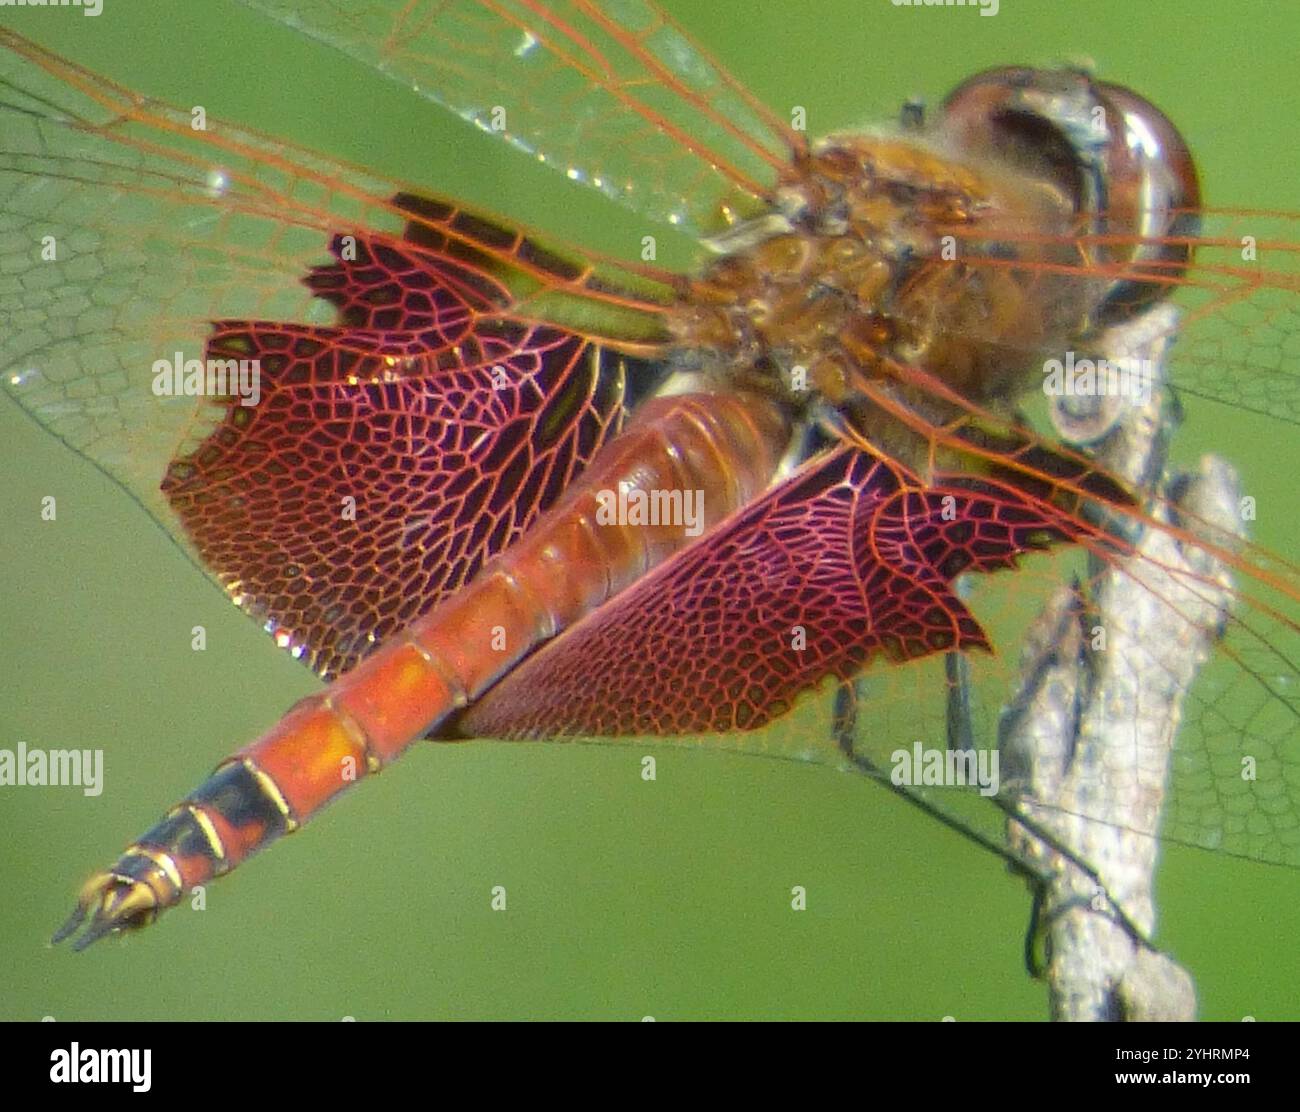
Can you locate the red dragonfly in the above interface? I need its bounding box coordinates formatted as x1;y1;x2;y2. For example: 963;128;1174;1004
1;1;1297;1017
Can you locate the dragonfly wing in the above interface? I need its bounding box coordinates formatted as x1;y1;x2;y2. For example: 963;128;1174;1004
1160;210;1300;424
168;312;629;680
236;0;803;234
0;33;667;677
461;445;1078;737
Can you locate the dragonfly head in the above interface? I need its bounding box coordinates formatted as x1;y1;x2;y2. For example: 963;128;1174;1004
939;65;1202;328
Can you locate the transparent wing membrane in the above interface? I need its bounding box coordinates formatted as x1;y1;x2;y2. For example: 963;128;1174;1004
236;0;803;234
0;29;667;579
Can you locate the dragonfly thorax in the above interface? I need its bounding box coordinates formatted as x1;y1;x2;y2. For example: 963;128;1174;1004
673;130;1088;434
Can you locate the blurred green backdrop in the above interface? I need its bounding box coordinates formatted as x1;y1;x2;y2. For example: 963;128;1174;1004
1;0;1297;1020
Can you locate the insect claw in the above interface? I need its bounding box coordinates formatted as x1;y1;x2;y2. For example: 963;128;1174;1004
51;873;160;951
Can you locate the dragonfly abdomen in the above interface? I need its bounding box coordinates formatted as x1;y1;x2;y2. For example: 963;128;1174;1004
54;388;792;949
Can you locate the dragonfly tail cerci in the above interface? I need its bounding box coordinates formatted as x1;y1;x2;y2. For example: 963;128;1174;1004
1;4;1295;979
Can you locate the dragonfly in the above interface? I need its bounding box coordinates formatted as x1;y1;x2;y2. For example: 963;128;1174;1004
1;1;1297;1017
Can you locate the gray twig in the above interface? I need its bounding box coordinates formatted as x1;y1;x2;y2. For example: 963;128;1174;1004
1001;303;1242;1021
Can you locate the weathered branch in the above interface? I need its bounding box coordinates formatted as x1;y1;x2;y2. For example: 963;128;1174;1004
1001;303;1242;1021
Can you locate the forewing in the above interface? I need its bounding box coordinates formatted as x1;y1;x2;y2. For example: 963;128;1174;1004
1161;210;1300;423
236;0;803;234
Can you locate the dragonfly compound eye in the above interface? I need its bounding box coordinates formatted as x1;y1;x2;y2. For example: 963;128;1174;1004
939;66;1202;329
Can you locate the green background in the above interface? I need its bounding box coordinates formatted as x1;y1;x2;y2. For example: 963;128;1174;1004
1;0;1297;1020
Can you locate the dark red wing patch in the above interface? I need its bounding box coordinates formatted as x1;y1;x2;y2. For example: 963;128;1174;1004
461;446;1076;737
162;234;628;678
303;228;511;335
